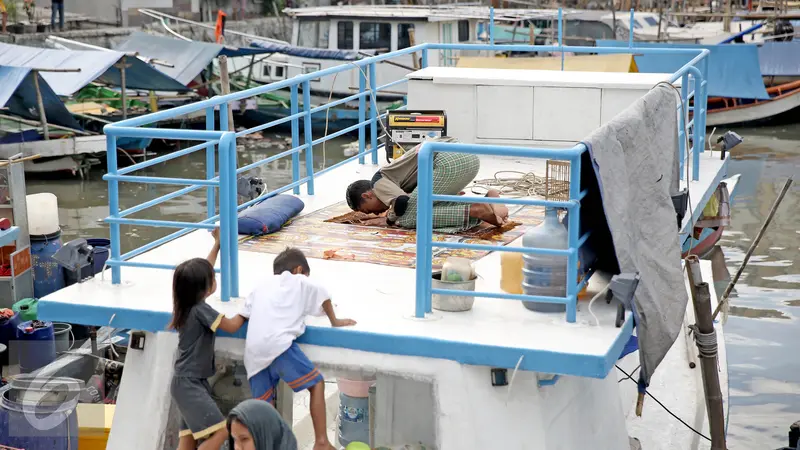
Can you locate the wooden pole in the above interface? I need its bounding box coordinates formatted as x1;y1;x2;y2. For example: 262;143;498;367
31;70;50;141
218;55;235;131
119;55;128;120
712;177;794;321
409;28;420;70
244;55;256;89
723;0;732;31
686;255;726;450
0;113;93;135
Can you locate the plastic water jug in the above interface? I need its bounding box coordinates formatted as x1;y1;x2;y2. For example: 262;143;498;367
26;193;60;236
521;207;568;312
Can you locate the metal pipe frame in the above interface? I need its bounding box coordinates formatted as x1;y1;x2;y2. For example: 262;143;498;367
102;8;710;309
415;142;588;323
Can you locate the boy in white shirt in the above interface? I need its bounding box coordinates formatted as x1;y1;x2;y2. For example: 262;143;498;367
239;247;356;450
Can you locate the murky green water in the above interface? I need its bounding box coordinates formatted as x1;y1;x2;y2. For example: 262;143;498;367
719;126;800;449
23;127;800;448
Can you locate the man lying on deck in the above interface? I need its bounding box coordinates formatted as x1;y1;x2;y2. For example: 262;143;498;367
345;140;509;233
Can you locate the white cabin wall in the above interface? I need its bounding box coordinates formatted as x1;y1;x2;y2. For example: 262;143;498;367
375;375;437;446
407;70;673;147
108;331;179;450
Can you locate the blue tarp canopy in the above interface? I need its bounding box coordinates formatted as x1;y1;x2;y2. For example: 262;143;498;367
116;32;282;85
757;41;800;77
0;66;82;130
250;40;360;61
596;40;770;100
0;42;189;96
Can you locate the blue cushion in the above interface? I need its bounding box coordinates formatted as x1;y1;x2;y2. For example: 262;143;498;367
237;195;305;236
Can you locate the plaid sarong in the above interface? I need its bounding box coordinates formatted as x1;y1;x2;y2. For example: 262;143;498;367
396;152;481;233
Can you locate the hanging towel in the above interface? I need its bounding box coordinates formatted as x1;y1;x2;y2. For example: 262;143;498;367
582;84;687;387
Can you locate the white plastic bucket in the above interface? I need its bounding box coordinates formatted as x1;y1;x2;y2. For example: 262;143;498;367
26;193;60;236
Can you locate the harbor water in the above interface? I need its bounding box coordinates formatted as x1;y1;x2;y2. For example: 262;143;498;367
24;128;800;449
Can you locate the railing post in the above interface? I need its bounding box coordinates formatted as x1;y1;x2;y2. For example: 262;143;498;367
369;63;378;165
679;74;688;180
692;61;707;181
302;80;314;195
218;130;231;302
227;132;240;298
628;9;635;47
290;84;301;194
414;143;435;318
558;8;564;71
106;134;122;284
358;67;367;165
566;152;582;324
421;48;428;68
489;7;495;46
205;106;216;218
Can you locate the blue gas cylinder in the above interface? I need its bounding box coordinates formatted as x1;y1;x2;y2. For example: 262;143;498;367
16;320;56;373
338;393;369;448
30;231;65;299
0;386;79;450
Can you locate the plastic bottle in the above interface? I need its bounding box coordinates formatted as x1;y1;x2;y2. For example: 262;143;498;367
500;252;524;294
521;207;569;312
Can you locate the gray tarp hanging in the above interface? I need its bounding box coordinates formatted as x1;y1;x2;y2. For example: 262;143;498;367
0;42;188;96
582;84;688;385
116;32;225;85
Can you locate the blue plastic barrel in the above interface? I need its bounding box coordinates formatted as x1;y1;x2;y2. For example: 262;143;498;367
338;393;369;448
0;311;19;367
16;320;56;373
30;231;65;299
0;389;79;450
87;238;111;275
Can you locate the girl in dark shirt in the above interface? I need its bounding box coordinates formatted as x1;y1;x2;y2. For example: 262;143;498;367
169;228;246;450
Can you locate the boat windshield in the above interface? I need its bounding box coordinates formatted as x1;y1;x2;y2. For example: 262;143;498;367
298;20;330;48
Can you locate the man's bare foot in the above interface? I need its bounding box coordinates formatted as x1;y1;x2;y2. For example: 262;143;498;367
470;203;508;227
485;189;501;198
313;441;336;450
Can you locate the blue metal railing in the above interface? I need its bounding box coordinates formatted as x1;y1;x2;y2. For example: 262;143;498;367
102;7;710;307
414;143;588;322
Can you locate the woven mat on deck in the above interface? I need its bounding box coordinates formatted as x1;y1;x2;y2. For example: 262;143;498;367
239;201;544;269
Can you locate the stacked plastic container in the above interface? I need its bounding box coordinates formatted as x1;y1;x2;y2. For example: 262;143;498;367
521;207;569;313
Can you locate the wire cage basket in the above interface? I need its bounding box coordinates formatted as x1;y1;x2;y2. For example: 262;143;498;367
545;160;571;201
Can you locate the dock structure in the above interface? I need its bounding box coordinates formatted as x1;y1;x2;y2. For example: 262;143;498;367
38;10;730;450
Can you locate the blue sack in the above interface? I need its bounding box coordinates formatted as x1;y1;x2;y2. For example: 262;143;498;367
237;195;305;236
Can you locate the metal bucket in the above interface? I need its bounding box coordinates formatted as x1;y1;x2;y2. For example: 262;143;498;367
431;272;476;312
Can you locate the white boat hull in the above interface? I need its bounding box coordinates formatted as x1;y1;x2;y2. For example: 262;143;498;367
706;88;800;126
621;259;729;450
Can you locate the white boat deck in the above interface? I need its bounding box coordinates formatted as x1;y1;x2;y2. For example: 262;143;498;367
38;145;728;380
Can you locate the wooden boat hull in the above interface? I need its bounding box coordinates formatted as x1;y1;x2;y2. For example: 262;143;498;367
681;175;740;258
706;80;800;127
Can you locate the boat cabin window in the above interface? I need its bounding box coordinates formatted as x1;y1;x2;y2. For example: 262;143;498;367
337;21;354;49
398;23;415;49
643;16;658;26
360;22;391;51
298;20;329;48
458;20;470;41
632;19;643;29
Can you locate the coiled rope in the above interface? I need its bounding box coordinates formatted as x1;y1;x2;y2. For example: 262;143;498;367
688;324;718;358
470;170;549;198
